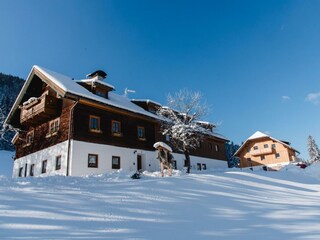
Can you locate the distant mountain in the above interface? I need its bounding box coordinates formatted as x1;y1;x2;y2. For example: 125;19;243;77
0;73;24;151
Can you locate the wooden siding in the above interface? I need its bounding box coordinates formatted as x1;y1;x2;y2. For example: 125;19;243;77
237;137;297;168
15;98;74;159
72;104;156;151
72;103;227;161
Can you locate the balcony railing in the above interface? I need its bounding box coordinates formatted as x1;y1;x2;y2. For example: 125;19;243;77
251;148;273;156
20;94;60;125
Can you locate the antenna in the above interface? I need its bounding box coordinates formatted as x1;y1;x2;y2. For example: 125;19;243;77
124;88;136;98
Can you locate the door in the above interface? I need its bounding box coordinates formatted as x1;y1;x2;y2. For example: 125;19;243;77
137;155;142;171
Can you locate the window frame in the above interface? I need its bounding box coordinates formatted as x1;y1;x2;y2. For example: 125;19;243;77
41;160;47;174
30;164;35;176
264;144;269;148
55;155;62;170
261;155;265;160
275;153;280;159
111;120;122;136
88;154;98;168
112;156;121;169
26;130;34;146
253;146;258;150
197;163;202;170
171;160;177;170
137;126;146;140
18;167;23;177
215;144;220;152
48;117;60;135
89;115;101;133
202;164;207;170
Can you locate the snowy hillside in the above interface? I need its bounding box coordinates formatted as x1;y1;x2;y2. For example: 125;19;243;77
0;165;320;239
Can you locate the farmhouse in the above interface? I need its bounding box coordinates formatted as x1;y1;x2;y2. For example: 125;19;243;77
235;131;299;170
5;66;228;177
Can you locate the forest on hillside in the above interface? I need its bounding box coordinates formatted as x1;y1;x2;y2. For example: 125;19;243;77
0;73;24;151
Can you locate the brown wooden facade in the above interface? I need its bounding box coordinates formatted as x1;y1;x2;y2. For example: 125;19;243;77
8;67;228;164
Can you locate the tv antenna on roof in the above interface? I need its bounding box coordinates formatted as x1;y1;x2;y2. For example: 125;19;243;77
124;88;136;98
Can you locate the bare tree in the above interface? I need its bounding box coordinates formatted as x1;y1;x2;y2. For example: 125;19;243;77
157;89;212;173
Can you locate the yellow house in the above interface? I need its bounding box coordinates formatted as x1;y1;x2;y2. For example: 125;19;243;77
235;131;299;170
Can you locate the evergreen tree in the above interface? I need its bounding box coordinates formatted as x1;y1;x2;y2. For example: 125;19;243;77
225;142;240;168
307;135;320;163
0;72;24;150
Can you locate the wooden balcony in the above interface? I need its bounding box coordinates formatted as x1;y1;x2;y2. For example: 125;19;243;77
251;148;273;156
20;94;61;125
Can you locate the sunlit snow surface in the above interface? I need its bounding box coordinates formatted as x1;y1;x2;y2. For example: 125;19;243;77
0;151;320;239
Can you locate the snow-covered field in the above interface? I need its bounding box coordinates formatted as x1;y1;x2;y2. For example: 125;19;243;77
1;151;320;239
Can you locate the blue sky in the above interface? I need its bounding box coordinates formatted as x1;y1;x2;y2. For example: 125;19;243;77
1;0;320;159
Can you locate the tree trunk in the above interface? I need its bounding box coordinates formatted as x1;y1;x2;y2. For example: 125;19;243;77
184;150;191;173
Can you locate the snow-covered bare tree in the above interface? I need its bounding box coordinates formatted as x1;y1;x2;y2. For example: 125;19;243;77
307;135;320;163
156;89;211;173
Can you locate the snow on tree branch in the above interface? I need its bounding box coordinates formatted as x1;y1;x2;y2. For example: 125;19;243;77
157;89;214;173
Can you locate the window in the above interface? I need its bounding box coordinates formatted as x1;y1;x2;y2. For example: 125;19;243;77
215;145;219;152
247;148;250;153
26;130;34;145
30;164;34;176
264;144;269;148
88;154;98;168
261;155;265;160
96;89;106;98
171;160;177;170
41;160;47;174
197;163;202;170
208;143;213;150
272;144;276;149
202;164;207;170
55;156;61;170
137;126;145;140
89;115;101;132
49;118;60;134
112;156;121;169
275;153;280;159
247;158;252;162
112;120;121;136
253;146;258;150
165;134;170;142
18;167;23;177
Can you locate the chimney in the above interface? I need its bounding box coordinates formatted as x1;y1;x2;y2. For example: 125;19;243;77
86;70;107;81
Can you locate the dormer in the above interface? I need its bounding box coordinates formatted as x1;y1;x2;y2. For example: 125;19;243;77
131;99;162;114
77;70;114;99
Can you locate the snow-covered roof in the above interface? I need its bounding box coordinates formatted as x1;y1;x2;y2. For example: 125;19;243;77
77;79;115;90
153;142;173;152
248;131;269;140
5;65;229;143
131;99;162;107
33;66;160;120
234;131;299;156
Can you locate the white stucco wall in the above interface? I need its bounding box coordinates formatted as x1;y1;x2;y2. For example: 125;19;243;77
70;140;228;176
12;141;69;178
12;140;228;177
